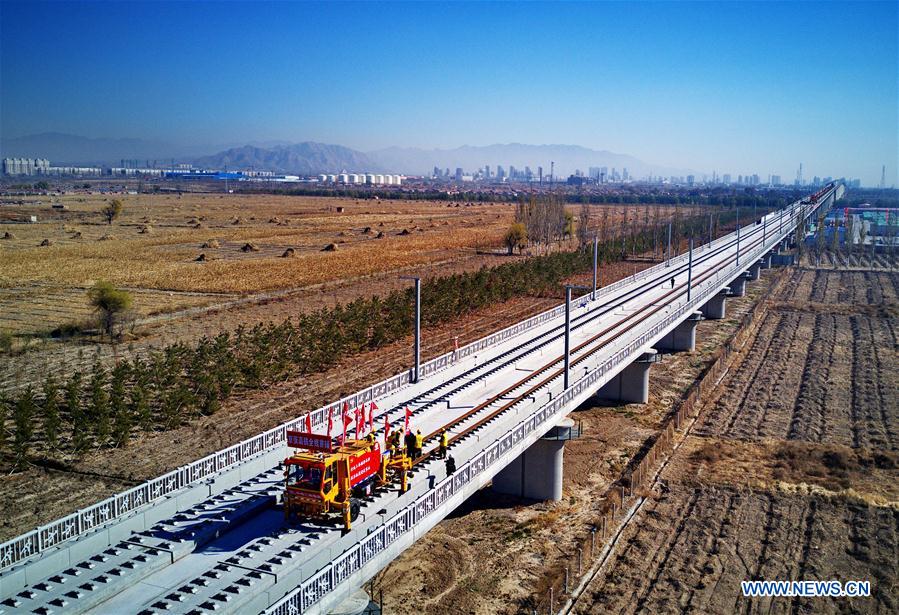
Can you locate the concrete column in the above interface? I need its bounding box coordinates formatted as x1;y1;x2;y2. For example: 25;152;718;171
747;262;762;281
656;312;703;353
771;252;795;267
728;275;747;297
760;253;773;269
701;291;727;320
492;418;573;501
596;349;659;404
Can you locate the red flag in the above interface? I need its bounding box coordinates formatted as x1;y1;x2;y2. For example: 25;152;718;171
304;413;312;432
327;407;333;437
383;413;390;447
341;401;350;444
404;407;412;433
354;407;362;438
368;401;376;433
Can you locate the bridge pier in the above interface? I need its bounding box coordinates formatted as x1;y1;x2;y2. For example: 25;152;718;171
701;290;727;320
492;418;574;501
760;253;773;269
771;252;796;267
728;275;747;297
655;312;703;353
747;262;762;281
596;349;659;404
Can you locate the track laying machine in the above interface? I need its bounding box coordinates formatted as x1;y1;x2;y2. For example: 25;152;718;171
283;430;411;530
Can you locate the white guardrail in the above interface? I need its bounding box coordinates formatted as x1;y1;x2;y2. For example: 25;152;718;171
0;193;827;575
266;197;815;614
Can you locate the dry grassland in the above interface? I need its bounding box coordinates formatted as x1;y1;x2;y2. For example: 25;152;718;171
1;193;512;293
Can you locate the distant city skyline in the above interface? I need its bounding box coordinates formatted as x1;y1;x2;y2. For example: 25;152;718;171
1;1;896;186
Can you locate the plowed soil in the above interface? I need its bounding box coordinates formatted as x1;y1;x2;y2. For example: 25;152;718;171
696;269;899;451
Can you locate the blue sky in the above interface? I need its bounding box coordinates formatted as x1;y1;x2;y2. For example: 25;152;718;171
1;1;896;185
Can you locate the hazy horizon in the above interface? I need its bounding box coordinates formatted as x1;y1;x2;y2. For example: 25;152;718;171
1;1;896;185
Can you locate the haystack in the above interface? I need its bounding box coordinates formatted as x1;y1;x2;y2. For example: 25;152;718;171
240;242;260;252
3;231;15;239
202;239;221;249
281;247;296;257
195;253;208;262
322;243;338;252
399;229;411;236
375;231;385;239
99;234;115;241
39;238;52;246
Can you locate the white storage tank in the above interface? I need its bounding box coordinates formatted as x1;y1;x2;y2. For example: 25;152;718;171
374;174;384;185
339;173;349;184
365;174;375;184
393;175;403;186
383;174;393;185
318;174;328;183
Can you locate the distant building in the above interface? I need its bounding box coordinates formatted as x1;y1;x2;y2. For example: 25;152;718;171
455;167;463;181
771;175;782;186
3;157;50;175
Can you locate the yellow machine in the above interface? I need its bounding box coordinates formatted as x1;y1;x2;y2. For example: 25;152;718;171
283;433;411;530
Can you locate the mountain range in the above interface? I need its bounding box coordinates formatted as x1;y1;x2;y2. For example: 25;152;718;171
1;133;688;178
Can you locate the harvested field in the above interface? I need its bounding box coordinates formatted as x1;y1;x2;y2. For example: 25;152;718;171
576;483;898;615
0;285;230;335
696;269;899;450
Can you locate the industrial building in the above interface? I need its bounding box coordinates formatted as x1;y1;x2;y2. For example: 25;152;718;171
2;158;49;175
318;173;402;186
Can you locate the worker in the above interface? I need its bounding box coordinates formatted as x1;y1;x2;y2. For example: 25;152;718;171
405;430;416;459
392;429;402;453
366;432;375;444
445;455;456;476
414;429;424;459
438;429;448;459
385;430;394;454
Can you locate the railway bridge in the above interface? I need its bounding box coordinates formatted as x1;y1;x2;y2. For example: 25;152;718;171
0;183;843;614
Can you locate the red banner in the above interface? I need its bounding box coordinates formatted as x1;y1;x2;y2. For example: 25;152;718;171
348;446;381;487
287;430;333;452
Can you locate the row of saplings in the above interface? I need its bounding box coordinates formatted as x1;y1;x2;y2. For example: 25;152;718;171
0;207;749;468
